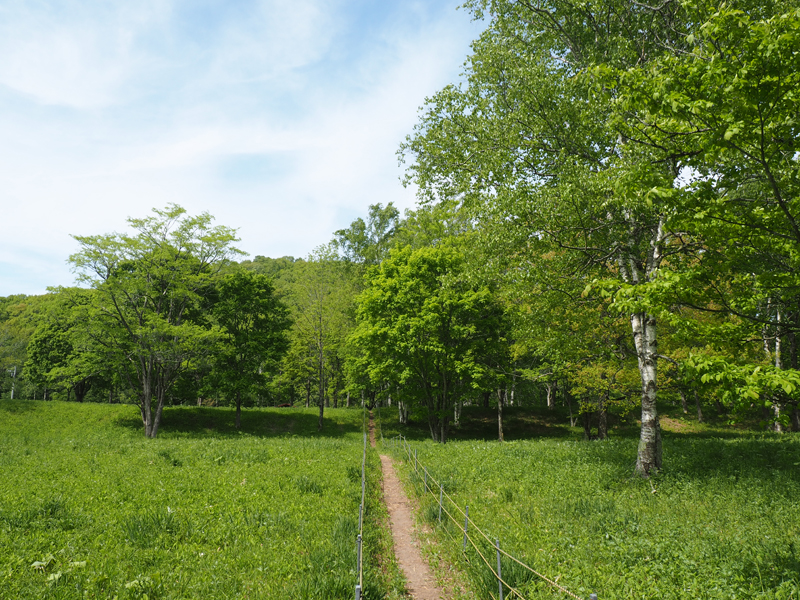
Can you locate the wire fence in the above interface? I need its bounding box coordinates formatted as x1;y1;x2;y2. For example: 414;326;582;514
355;408;367;600
385;434;598;600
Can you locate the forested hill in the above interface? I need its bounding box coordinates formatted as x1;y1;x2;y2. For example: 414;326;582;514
2;0;800;478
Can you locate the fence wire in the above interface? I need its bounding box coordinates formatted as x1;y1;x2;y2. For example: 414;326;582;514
390;434;589;600
355;407;367;599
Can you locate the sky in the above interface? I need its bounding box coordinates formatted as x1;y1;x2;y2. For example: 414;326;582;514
0;0;484;296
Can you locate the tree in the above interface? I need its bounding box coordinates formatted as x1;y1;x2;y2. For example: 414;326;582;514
400;0;705;474
212;270;290;428
602;1;800;430
69;204;241;438
24;289;102;402
353;244;506;442
333;203;400;266
284;248;354;430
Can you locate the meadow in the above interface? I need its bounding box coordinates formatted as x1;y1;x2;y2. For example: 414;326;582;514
0;402;402;599
378;405;800;600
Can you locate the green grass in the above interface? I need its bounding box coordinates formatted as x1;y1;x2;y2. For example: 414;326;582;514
0;401;403;599
379;405;800;600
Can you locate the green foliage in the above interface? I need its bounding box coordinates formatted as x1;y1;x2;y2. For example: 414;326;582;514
210;270;290;425
333;203;400;266
0;402;400;599
354;244;507;442
68;204;242;437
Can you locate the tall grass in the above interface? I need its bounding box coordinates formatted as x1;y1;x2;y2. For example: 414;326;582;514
0;401;401;599
383;409;800;600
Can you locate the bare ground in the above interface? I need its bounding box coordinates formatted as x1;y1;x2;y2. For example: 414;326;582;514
370;414;446;600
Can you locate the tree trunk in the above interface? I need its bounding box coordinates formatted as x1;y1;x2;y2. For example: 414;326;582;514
791;402;800;432
598;393;608;440
632;311;661;476
694;390;703;423
317;358;324;431
680;389;688;414
454;399;462;427
235;390;242;429
546;383;555;410
566;387;575;427
305;378;311;408
773;401;784;433
143;386;165;439
346;391;350;407
398;400;408;424
482;390;490;408
428;411;440;442
497;388;505;442
74;378;91;403
582;409;592;440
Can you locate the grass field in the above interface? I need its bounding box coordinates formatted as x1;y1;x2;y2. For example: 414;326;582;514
378;405;800;600
0;401;403;599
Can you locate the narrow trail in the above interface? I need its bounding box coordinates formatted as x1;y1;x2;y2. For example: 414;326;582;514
369;413;445;600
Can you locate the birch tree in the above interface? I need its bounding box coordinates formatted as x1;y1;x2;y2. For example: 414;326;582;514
401;0;689;473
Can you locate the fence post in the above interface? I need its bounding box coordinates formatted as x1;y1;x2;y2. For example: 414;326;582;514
414;449;417;471
590;594;598;600
356;533;362;599
496;539;504;600
463;505;469;550
438;485;443;522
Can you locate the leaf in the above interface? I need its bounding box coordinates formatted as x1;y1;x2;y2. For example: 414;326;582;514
31;555;55;571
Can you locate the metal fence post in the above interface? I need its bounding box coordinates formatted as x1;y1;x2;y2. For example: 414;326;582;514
496;539;504;600
463;505;469;550
356;533;363;599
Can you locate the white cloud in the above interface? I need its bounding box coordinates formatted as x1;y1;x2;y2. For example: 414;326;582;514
0;0;482;295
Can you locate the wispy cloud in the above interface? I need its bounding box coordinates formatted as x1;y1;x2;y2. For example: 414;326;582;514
0;0;482;295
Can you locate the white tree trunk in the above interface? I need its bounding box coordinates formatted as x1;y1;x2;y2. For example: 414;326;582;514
632;311;661;475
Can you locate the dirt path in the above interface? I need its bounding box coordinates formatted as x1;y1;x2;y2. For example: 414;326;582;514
370;413;445;600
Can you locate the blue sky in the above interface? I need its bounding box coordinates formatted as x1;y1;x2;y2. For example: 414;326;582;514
0;0;483;295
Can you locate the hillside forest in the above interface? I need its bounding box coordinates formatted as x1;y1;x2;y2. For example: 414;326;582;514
1;0;800;479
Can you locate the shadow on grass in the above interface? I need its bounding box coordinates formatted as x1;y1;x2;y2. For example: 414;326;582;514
0;399;44;414
379;404;800;483
378;405;608;443
113;405;365;440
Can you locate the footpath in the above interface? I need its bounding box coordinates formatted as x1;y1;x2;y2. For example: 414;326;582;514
370;414;445;600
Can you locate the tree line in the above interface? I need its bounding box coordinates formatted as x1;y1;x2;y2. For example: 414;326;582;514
1;0;798;477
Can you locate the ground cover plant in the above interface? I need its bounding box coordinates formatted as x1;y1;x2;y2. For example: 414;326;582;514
0;401;402;599
379;406;800;600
